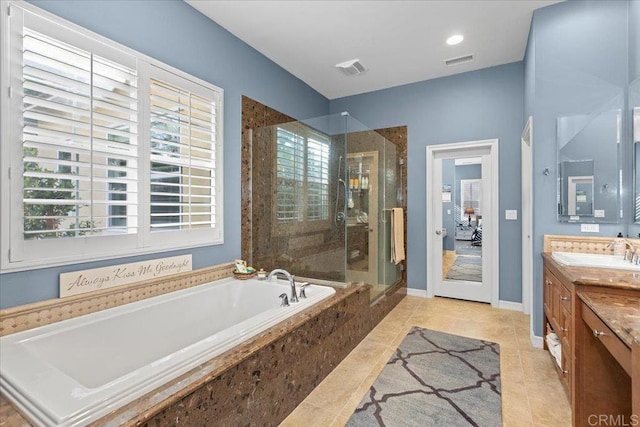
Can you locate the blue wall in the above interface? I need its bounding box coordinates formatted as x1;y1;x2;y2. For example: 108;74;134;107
631;0;640;83
526;0;630;336
0;0;329;308
331;62;525;303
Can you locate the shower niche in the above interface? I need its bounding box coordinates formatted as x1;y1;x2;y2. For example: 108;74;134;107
244;109;404;301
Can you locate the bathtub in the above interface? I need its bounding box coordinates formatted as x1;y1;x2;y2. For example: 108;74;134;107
0;277;336;426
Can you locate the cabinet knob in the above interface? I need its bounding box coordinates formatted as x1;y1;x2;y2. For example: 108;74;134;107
562;369;569;375
546;279;552;286
593;330;605;338
561;327;568;332
560;296;569;301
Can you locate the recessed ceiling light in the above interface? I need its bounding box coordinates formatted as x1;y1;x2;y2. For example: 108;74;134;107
446;34;464;46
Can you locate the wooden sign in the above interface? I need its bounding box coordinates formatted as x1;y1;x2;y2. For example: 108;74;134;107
59;254;192;298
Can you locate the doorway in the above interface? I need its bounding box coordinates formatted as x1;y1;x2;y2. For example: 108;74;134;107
426;140;499;305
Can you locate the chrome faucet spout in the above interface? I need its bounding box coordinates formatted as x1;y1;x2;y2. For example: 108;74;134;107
267;268;299;303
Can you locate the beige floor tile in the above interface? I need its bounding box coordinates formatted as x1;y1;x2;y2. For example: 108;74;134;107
280;296;571;427
503;414;533;427
330;415;350;427
280;401;338;427
528;394;572;426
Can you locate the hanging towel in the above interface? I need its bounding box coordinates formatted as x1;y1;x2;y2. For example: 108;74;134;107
390;207;405;264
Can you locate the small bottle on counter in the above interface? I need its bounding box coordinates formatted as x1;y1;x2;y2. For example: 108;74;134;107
257;269;267;280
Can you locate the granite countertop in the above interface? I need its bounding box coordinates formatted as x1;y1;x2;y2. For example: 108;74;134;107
578;290;640;348
542;253;640;291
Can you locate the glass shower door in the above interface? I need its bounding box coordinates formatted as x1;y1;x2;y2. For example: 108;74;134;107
346;152;379;287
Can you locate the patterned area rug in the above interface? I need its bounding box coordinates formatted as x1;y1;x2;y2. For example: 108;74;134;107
347;327;501;427
445;255;482;282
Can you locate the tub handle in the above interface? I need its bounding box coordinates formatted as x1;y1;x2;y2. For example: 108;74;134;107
299;283;310;299
279;293;289;307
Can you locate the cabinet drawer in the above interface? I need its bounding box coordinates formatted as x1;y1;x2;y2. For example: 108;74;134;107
581;303;631;375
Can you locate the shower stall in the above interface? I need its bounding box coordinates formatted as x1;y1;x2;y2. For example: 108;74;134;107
247;112;402;301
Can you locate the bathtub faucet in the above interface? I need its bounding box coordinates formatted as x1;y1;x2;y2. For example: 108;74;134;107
267;269;299;303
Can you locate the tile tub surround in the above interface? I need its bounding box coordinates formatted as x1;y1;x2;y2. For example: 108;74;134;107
0;275;406;426
0;262;236;337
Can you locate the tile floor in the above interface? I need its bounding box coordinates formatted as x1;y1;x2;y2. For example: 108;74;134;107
280;296;572;427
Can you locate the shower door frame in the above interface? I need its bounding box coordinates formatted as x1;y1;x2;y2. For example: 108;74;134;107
346;151;379;288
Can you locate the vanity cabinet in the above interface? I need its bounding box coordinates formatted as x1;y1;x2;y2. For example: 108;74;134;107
543;254;640;426
543;266;573;395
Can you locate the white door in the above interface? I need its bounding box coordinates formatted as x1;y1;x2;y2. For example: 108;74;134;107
426;140;499;305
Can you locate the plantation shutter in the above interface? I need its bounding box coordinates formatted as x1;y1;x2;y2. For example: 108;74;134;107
21;18;138;239
276;127;305;222
306;135;329;221
149;73;218;231
461;179;482;219
276;126;330;223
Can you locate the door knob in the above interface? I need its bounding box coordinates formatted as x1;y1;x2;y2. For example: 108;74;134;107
435;229;442;235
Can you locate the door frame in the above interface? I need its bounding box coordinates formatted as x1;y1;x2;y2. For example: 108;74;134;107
426;139;499;307
522;117;532;318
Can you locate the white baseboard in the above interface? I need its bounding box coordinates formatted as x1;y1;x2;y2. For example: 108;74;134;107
498;300;523;312
530;334;543;349
406;288;428;298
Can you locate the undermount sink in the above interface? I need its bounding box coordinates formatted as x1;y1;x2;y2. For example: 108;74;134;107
551;251;640;271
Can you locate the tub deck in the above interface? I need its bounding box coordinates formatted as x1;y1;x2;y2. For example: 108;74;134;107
0;274;405;426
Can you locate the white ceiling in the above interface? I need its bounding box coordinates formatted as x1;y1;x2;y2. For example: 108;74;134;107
186;0;562;100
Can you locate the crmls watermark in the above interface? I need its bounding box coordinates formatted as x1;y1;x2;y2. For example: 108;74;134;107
588;415;639;426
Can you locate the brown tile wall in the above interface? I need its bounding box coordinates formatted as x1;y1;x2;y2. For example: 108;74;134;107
241;96;408;288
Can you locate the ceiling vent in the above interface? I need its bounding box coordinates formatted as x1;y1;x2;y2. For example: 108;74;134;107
445;54;474;67
336;59;366;76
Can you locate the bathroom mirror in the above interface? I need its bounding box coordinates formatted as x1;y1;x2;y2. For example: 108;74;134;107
633;107;640;222
557;110;621;223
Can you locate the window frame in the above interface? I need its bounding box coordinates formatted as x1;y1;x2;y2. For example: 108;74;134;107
0;2;224;272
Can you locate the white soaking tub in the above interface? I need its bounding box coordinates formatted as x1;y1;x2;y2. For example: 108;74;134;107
0;277;336;426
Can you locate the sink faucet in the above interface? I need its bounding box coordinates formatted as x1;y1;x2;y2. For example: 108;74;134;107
607;239;636;261
267;269;299;303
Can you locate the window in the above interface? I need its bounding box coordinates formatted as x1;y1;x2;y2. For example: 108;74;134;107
460;179;482;221
1;3;223;271
275;125;330;227
149;74;218;234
